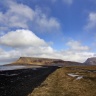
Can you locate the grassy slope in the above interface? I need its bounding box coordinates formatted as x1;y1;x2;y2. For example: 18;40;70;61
28;66;96;96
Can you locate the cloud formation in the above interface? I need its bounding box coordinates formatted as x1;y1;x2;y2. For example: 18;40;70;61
85;12;96;30
0;29;46;47
0;29;95;64
0;1;34;28
0;0;60;32
66;40;90;51
0;0;95;64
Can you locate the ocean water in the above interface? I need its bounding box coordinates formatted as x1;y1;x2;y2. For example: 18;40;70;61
0;65;26;71
0;65;45;71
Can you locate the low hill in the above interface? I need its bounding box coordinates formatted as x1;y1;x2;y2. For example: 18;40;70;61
12;57;82;66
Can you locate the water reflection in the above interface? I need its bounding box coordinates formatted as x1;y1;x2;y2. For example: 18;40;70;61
0;65;45;71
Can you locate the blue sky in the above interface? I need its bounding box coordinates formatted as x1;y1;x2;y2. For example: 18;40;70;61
0;0;96;64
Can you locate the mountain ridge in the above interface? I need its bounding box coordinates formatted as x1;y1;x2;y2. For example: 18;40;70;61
12;57;83;66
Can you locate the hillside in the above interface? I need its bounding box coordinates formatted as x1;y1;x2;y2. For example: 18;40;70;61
85;57;96;65
28;66;96;96
12;57;82;66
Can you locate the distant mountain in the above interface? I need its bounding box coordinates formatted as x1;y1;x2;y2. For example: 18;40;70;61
85;57;96;65
11;57;82;66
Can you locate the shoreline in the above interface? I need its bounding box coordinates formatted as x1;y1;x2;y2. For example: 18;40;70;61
0;66;59;96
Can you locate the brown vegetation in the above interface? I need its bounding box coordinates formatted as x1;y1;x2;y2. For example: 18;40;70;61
28;66;96;96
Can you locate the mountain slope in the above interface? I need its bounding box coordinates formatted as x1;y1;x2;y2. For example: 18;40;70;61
12;57;63;65
12;57;82;66
85;57;96;65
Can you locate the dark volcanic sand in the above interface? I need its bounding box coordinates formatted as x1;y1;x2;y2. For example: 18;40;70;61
0;66;59;96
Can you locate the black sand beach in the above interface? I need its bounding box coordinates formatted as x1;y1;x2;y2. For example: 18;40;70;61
0;65;59;96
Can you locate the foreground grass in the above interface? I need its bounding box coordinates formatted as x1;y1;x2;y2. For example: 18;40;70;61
28;66;96;96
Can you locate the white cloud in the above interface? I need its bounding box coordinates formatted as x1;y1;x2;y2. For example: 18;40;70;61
60;50;94;62
57;40;93;62
0;46;94;64
0;31;95;64
35;13;60;31
0;29;56;64
0;1;34;28
85;12;96;30
0;29;46;47
66;40;90;51
0;29;55;57
0;48;19;64
0;0;60;32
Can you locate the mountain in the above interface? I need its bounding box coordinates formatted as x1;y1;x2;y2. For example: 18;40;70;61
85;57;96;65
12;57;82;66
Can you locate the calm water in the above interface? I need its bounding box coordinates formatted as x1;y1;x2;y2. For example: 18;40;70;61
0;65;27;71
0;65;45;71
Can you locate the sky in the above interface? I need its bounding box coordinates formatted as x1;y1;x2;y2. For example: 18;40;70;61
0;0;96;64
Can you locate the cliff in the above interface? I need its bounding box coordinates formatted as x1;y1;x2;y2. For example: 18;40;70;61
12;57;65;65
